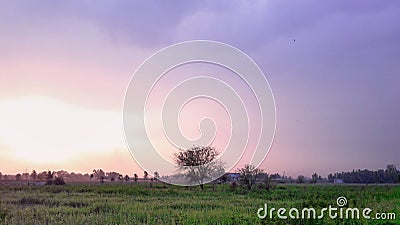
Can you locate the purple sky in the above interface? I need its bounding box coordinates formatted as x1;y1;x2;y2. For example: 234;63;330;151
0;1;399;176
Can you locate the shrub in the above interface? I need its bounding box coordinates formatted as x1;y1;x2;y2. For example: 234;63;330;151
53;177;66;185
46;177;66;185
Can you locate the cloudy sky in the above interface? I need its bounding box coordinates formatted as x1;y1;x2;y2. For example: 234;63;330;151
0;1;399;177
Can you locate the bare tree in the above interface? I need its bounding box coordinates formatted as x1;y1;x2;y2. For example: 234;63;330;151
236;164;263;190
174;145;225;190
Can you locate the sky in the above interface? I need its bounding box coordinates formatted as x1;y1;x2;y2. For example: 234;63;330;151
0;1;399;177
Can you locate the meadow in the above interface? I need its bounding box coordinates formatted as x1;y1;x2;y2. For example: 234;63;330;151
0;182;399;224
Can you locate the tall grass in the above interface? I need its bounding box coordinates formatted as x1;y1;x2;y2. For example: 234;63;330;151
0;183;399;224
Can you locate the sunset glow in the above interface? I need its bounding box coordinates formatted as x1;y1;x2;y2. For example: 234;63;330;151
0;96;124;164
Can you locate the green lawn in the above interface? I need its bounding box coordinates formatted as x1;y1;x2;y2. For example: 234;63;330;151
0;183;399;224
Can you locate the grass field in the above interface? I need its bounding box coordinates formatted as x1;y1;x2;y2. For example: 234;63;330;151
0;183;399;224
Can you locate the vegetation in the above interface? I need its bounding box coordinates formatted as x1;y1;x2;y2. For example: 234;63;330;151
174;145;225;190
236;164;264;190
0;164;398;223
1;164;398;185
328;164;400;183
0;182;399;224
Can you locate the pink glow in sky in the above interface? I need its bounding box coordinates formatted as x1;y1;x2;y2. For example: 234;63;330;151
0;1;399;177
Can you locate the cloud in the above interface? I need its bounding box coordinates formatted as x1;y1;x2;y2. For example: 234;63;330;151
0;1;399;176
0;1;202;47
175;1;400;51
1;1;398;49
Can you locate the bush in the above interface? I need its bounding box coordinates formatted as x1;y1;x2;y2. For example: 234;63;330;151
45;180;53;185
236;164;263;190
46;177;66;185
53;177;66;185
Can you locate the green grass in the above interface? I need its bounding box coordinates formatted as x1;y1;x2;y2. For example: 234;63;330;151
0;183;399;224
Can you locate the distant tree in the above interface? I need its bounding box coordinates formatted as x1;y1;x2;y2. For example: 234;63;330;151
261;173;275;190
37;171;47;180
92;169;105;183
385;164;398;183
16;173;22;181
45;171;56;185
328;174;334;183
386;164;397;172
53;177;65;185
124;175;129;182
118;174;123;182
236;164;263;190
143;171;148;180
0;172;2;180
55;170;68;179
154;171;160;181
328;165;400;184
134;173;138;182
297;175;305;184
269;173;278;180
46;171;55;181
174;145;225;190
90;173;94;181
22;172;29;181
30;170;37;181
311;173;319;184
106;171;120;181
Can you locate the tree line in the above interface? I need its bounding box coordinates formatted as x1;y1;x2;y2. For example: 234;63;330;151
0;169;154;184
0;145;398;189
327;164;399;183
